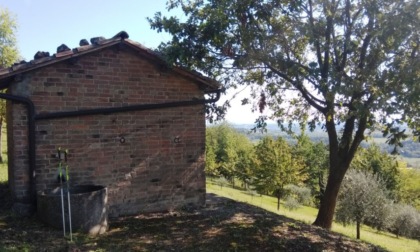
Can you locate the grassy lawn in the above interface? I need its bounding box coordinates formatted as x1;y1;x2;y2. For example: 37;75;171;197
0;163;6;183
0;125;7;183
207;180;420;252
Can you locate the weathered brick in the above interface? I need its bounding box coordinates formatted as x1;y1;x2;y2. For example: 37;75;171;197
7;46;210;217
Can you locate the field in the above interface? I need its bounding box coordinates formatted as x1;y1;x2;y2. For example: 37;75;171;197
207;181;420;252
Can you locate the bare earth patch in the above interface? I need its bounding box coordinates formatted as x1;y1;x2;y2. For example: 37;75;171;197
0;185;386;251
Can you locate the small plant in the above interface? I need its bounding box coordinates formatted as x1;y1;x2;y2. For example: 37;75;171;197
284;184;312;210
215;177;229;189
284;196;301;211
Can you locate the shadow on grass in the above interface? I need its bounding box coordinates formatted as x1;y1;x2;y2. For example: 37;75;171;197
0;181;11;210
76;194;385;252
0;192;386;252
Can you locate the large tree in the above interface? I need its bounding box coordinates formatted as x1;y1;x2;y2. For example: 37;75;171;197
149;0;420;229
206;123;254;186
0;7;19;163
253;136;305;210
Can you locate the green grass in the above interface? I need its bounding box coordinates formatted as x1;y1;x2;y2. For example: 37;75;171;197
0;125;7;183
0;164;6;182
207;180;420;252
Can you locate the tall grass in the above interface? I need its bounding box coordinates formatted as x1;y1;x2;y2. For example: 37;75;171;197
207;180;420;252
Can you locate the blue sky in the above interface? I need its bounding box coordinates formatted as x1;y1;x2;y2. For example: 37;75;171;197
1;0;172;59
1;0;264;124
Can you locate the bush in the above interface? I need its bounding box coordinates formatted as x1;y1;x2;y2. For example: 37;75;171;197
389;203;420;239
285;184;312;206
364;202;393;232
214;177;229;189
336;169;390;239
284;196;301;211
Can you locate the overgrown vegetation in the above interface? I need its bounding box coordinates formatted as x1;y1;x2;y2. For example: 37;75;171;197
206;123;420;240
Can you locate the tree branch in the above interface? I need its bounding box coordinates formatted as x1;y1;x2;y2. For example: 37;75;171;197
308;0;323;69
346;96;375;166
321;2;333;80
263;61;327;113
358;16;374;69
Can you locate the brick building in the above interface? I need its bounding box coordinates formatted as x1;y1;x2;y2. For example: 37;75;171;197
0;31;221;217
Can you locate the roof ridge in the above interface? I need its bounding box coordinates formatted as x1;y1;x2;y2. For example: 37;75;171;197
0;31;221;91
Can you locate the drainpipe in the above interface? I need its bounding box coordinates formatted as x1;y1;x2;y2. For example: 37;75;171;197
0;93;36;208
35;90;221;120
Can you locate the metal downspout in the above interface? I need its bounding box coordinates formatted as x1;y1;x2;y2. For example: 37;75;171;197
35;90;221;120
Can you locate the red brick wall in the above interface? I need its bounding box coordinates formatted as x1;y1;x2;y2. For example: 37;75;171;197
8;45;207;216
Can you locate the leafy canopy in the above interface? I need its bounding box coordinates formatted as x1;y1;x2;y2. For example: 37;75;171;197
150;0;420;229
253;136;306;197
336;169;390;239
351;144;400;196
150;0;419;145
0;7;19;68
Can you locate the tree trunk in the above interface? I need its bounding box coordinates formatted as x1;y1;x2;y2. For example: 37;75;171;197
313;163;348;229
356;220;361;239
277;195;280;211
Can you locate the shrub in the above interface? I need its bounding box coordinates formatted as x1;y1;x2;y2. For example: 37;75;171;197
284;196;301;211
285;184;312;206
389;203;420;239
336;169;390;239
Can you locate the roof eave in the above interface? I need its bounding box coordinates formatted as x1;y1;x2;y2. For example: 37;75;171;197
0;33;222;92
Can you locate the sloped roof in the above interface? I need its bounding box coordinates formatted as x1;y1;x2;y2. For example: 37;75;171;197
0;31;221;91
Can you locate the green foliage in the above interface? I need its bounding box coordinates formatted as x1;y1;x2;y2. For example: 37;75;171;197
336;169;390;239
389;203;420;239
351;144;400;198
151;0;420;228
0;7;19;162
285;184;312;206
253;136;306;209
283;184;312;211
208;181;420;252
0;163;6;182
205;123;254;186
293;133;329;206
214;176;229;189
398;169;420;210
150;0;419;144
284;196;300;211
0;7;19;68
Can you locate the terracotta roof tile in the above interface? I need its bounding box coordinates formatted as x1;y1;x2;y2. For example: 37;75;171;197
0;31;221;91
74;44;94;53
55;50;74;58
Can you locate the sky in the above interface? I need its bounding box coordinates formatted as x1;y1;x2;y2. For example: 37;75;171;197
1;0;266;124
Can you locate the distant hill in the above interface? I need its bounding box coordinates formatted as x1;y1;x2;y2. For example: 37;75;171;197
229;123;420;169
